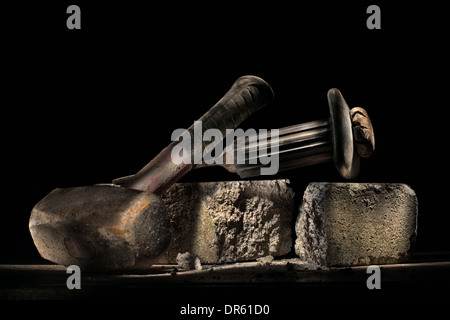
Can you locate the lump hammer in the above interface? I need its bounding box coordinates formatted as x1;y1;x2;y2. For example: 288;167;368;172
29;76;274;271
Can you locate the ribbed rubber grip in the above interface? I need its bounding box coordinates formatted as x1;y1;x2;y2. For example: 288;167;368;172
190;75;274;150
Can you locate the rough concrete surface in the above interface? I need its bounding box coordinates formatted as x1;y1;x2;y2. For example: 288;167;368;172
295;183;418;267
157;179;294;264
176;252;202;270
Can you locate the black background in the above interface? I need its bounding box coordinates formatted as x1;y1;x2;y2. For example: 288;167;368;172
1;1;449;301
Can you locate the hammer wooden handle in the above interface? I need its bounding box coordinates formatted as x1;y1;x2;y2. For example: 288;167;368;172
123;75;274;195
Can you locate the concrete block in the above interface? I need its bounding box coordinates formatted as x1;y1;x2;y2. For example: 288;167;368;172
295;183;418;267
156;179;294;264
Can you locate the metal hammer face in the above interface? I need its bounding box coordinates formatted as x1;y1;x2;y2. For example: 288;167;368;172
29;186;170;271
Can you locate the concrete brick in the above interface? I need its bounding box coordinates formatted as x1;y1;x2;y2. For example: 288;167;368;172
156;180;294;264
295;183;418;267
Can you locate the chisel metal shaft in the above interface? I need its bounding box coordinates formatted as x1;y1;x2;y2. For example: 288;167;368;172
232;118;334;178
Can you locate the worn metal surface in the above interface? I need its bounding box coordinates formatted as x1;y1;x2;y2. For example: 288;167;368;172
233;119;333;178
350;107;375;158
327;88;360;179
29;185;170;271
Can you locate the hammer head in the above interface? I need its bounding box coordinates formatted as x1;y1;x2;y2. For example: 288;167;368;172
29;185;171;271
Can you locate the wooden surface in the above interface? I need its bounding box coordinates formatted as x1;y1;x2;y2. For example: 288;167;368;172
1;254;450;301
